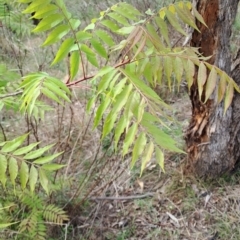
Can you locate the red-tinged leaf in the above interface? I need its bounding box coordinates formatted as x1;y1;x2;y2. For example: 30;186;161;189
204;67;217;102
197;62;207;99
224;83;234;113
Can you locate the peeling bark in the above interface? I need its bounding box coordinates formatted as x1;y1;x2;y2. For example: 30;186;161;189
185;0;240;177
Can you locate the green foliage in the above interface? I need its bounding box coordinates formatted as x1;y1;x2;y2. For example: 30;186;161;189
15;0;239;175
0;0;239;237
0;134;65;193
0;134;68;237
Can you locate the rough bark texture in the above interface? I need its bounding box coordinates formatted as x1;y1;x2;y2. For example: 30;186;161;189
185;0;240;177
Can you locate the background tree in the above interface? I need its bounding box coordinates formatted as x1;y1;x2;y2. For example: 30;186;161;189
185;0;240;177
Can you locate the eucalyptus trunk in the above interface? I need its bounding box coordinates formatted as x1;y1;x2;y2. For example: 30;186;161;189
185;0;240;177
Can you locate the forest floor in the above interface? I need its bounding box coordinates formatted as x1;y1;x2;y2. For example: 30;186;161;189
46;95;240;240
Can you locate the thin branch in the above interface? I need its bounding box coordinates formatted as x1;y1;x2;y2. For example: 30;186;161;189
90;192;154;201
0;91;23;99
66;59;130;87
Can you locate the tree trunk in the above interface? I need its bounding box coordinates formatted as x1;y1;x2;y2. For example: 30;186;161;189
185;0;240;177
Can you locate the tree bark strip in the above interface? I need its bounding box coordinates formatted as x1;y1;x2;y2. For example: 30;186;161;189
185;0;240;177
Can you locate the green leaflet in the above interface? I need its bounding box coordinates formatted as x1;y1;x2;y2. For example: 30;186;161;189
111;78;127;98
94;96;111;127
0;154;7;187
1;134;28;153
24;144;55;160
22;0;51;14
142;113;184;153
154;16;170;47
9;157;18;186
121;68;168;108
97;69;117;94
136;98;145;123
122;123;138;156
175;5;199;31
184;59;195;91
81;44;99;67
140;141;154;175
13;142;40;155
46;76;71;94
52;38;75;65
0;222;19;229
163;56;173;90
42;24;71;46
33;152;63;164
101;20;119;32
41;164;66;171
20;161;29;190
131;133;147;169
70;51;80;80
197;62;207;99
165;9;187;36
69;19;81;30
91;38;108;59
32;13;64;33
204;67;217;102
94;30;115;46
111;84;133;116
76;31;92;42
117;26;135;35
108;12;130;26
41;87;61;104
173;57;183;89
192;6;208;27
39;168;49;195
102;113;118;139
114;115;127;150
112;2;141;21
43;82;71;102
146;23;164;50
124;91;137;121
29;165;38;193
31;4;58;19
155;147;165;172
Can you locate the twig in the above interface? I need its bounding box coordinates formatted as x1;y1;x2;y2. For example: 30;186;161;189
90;192;155;201
0;91;23;99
